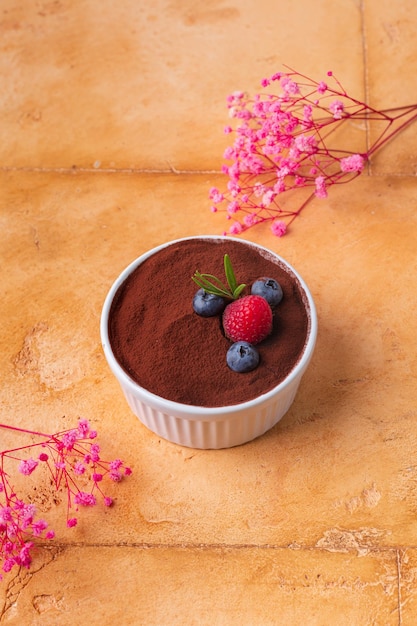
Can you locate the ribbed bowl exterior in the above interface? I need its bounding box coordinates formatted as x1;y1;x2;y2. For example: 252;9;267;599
118;373;303;449
101;236;317;449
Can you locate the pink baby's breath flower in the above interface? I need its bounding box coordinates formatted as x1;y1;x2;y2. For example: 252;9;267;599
210;67;417;236
62;430;77;450
0;506;12;524
209;187;223;203
303;104;313;122
74;492;96;506
90;444;100;461
77;419;90;437
329;99;344;119
253;182;264;197
262;190;275;206
17;544;33;568
227;201;239;215
19;503;35;529
109;471;122;482
18;458;38;476
280;76;299;95
315;176;328;199
227;90;244;105
32;519;48;536
243;213;258;227
1;418;132;581
293;134;317;156
273;179;286;194
229;222;243;235
74;460;86;475
340;154;365;172
227;180;241;196
271;220;287;237
3;558;15;573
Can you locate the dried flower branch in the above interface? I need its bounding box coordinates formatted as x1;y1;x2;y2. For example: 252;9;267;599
0;419;131;580
209;66;417;236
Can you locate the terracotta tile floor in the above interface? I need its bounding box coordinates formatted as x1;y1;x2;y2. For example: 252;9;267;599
1;1;417;624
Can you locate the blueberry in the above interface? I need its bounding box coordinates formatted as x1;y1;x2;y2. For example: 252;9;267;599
251;277;283;307
193;289;226;317
226;341;260;373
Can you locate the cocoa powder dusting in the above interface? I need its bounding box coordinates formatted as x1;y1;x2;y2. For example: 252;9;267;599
108;239;309;407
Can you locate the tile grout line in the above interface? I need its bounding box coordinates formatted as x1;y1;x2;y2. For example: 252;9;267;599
396;549;403;626
0;165;220;175
359;0;375;181
0;166;414;178
36;541;415;553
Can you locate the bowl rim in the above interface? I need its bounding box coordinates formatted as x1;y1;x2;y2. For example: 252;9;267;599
100;235;318;418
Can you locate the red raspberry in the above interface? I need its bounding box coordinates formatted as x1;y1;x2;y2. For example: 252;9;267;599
222;295;273;345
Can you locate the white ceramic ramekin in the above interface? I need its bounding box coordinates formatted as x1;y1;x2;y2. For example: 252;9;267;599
100;236;317;449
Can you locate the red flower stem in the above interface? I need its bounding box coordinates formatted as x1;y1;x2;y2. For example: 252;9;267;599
378;104;417;115
366;108;417;158
282;64;391;118
0;422;52;439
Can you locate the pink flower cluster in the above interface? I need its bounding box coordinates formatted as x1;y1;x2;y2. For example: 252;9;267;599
0;419;131;580
210;67;417;236
0;494;55;575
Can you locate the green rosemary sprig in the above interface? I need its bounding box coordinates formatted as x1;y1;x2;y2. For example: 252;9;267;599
192;254;246;300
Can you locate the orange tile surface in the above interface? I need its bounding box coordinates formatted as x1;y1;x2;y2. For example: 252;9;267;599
1;1;417;624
